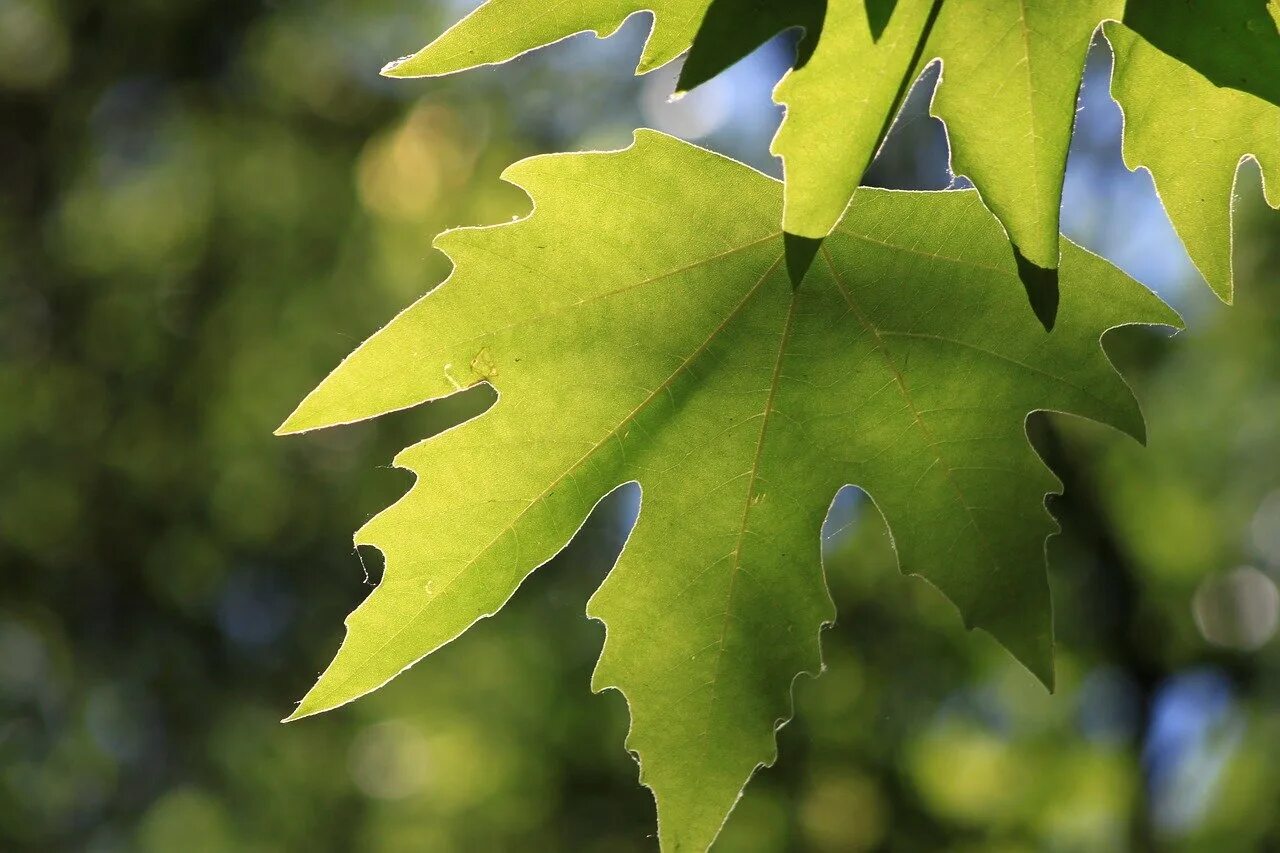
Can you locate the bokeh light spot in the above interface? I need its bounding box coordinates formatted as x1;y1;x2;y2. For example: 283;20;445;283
1192;566;1279;651
348;720;432;800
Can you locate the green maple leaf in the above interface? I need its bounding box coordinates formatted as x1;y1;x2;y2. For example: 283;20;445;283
281;132;1177;850
382;0;1279;298
769;0;1280;271
776;0;1280;288
1106;19;1280;302
775;0;1115;276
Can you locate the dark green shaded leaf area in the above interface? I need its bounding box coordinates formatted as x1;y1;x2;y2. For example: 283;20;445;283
676;0;826;92
1123;0;1280;108
386;0;1280;298
283;132;1178;851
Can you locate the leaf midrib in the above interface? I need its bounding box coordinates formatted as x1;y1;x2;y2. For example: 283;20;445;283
699;278;798;751
1015;0;1045;223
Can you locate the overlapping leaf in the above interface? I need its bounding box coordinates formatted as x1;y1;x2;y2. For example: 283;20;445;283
1121;0;1280;108
281;132;1177;850
1107;20;1280;302
384;0;1279;298
777;0;1115;276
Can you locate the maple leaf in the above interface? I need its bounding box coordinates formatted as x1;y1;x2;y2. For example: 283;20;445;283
775;0;1115;277
382;0;1279;302
280;132;1178;851
774;0;1280;264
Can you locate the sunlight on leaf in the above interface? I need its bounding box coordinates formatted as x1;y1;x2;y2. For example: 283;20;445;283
281;132;1179;852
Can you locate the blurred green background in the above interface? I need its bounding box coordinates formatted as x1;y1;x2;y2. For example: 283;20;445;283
2;1;1279;850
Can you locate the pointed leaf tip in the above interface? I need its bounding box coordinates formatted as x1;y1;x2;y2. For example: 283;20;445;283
273;415;302;437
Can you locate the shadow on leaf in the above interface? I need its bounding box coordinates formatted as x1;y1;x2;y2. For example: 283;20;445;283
678;0;827;92
1014;247;1060;332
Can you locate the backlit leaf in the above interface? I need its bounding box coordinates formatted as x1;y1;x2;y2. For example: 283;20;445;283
1107;21;1280;302
384;0;1279;299
282;132;1178;851
381;0;713;78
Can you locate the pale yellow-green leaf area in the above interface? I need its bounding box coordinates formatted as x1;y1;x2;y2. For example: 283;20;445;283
282;133;1178;852
770;0;936;238
1107;21;1280;303
381;0;712;78
775;0;1119;263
